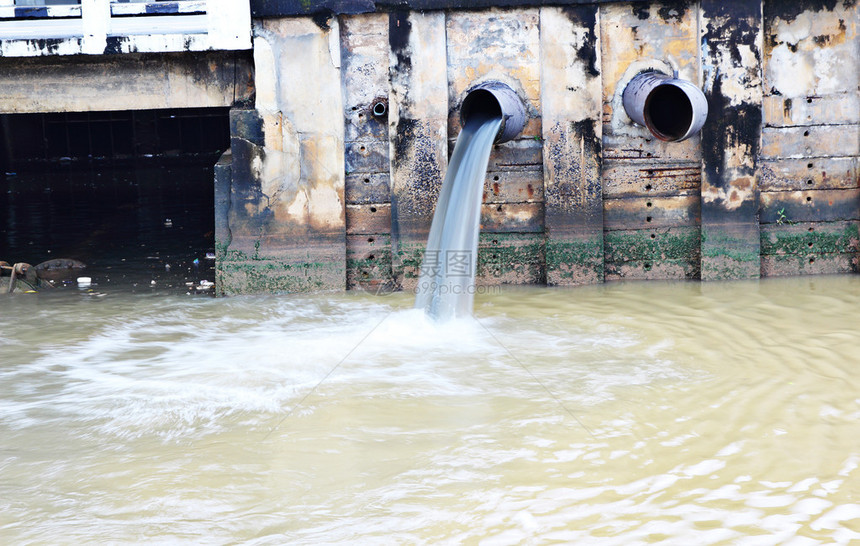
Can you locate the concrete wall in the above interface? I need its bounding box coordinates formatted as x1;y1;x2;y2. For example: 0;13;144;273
0;51;254;114
217;0;859;294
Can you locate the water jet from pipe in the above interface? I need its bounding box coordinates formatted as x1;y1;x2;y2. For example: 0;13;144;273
415;81;526;321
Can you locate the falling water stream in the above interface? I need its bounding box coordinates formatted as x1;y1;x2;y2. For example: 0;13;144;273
414;113;503;320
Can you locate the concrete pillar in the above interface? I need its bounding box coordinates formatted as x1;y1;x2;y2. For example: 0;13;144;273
339;13;394;291
217;18;346;294
541;5;603;285
699;0;763;280
599;2;702;281
759;0;860;276
387;10;448;290
447;8;543;285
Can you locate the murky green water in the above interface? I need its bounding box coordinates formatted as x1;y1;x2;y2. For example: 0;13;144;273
1;276;859;544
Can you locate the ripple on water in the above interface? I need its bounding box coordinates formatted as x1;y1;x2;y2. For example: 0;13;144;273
0;276;859;543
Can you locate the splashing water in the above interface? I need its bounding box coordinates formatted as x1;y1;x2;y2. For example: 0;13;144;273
414;113;503;321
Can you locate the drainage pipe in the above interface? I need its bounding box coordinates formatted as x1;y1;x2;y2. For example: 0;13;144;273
460;81;527;143
622;72;708;142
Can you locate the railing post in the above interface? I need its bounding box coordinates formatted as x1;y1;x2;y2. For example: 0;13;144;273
81;0;110;55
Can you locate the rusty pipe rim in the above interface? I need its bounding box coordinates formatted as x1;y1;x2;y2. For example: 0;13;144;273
622;71;708;142
460;81;527;143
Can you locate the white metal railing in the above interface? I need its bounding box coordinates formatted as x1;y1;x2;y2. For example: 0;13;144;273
0;0;250;56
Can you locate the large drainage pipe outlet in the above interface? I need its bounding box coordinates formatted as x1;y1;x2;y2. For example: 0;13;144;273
622;72;708;142
460;81;527;144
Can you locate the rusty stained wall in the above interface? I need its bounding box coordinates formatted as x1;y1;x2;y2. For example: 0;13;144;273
759;0;860;277
220;0;859;294
600;1;703;281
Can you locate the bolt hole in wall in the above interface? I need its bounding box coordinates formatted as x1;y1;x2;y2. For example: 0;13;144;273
0;107;230;294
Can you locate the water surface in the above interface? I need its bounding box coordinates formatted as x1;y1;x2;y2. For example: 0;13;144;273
1;276;859;543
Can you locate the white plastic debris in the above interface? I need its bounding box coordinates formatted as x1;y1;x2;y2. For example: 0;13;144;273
77;277;92;288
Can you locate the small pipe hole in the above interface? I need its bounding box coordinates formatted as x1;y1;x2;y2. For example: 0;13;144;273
645;184;653;191
650;233;656;239
807;163;814;169
496;205;503;212
367;237;375;243
809;257;815;264
646;202;652;207
370;206;377;213
803;130;810;137
368;254;375;261
372;102;387;117
806;196;812;202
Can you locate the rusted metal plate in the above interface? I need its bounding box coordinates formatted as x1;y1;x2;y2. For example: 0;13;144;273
605;259;699;281
346;203;392;235
602;160;700;198
454;138;545;171
483;169;543;203
346;233;394;290
761;125;860;160
699;0;762;280
761;253;858;277
603;195;700;230
760;189;860;224
541;5;603;285
445;8;542;139
388;10;449;288
480;203;544;233
760;221;860;255
601;138;700;162
599;1;701;163
476;232;544;285
760;158;860;192
763;94;860;128
604;226;701;262
345;172;391;204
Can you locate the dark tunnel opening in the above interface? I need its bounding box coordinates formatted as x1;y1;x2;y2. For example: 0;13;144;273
0;107;230;293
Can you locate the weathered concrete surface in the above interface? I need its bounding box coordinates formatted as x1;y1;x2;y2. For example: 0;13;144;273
600;1;701;279
340;13;393;290
447;7;545;285
699;0;763;280
541;5;603;285
759;0;860;277
217;18;346;294
0;51;253;114
387;10;448;289
214;1;859;294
